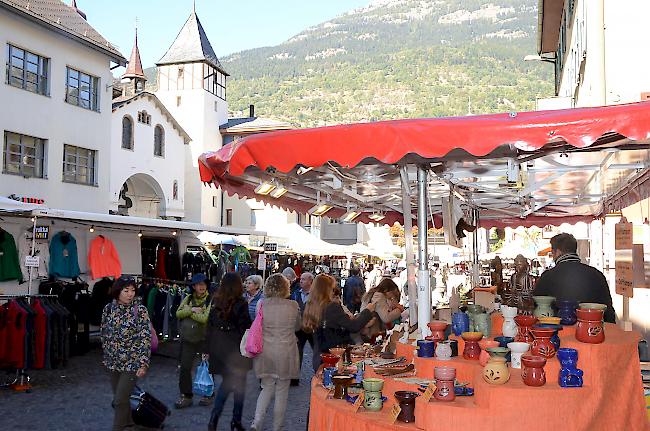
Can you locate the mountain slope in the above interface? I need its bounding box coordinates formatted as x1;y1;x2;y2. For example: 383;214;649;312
223;0;553;127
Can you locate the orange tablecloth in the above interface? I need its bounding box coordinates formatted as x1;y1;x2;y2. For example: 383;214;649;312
308;316;649;431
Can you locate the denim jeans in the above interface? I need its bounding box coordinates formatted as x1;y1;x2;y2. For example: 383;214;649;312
209;371;247;424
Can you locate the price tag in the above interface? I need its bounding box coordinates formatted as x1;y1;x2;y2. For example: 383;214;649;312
353;392;365;412
388;403;401;424
24;255;40;268
257;253;266;270
420;383;437;402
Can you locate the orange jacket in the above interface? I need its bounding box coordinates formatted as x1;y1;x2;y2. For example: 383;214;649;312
88;235;122;279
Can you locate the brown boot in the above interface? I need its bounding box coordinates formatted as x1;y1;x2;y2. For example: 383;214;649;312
174;394;193;409
198;394;214;406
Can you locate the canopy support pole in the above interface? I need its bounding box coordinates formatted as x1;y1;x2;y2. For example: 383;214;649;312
400;167;417;327
417;166;431;337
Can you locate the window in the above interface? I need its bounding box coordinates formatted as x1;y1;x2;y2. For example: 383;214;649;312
65;67;99;111
203;64;226;100
176;96;182;106
172;180;178;200
5;44;49;95
226;209;233;226
154;125;165;157
121;116;134;149
3;131;45;178
63;145;96;185
212;195;219;207
251;209;262;227
137;110;151;125
178;67;184;79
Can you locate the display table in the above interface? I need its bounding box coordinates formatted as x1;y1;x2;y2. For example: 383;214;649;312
308;319;649;430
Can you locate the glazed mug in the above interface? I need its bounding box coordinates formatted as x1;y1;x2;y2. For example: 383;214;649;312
417;339;435;358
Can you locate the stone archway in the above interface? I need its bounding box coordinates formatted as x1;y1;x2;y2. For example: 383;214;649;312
118;173;166;218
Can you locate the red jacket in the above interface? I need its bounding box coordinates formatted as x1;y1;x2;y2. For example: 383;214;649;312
3;301;26;368
88;235;122;279
32;299;47;369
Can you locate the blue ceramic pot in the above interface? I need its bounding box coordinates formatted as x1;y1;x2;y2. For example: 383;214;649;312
323;367;337;387
557;347;583;387
494;336;514;362
535;324;563;351
556;300;578;325
417;340;435;358
452;312;470;336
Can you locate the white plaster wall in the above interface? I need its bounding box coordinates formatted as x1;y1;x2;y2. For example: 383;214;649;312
0;13;114;212
110;97;186;218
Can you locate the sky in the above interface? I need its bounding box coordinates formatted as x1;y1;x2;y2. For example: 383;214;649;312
79;0;370;70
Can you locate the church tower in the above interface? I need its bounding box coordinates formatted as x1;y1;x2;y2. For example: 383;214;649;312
121;28;146;95
155;7;229;225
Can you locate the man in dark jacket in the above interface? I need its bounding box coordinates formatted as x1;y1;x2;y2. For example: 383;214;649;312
343;267;365;313
533;233;616;323
290;272;314;386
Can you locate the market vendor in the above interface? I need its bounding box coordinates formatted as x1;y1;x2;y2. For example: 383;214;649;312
533;233;616;323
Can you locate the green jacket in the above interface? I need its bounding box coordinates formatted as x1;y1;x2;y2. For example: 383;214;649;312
0;230;22;282
176;291;210;324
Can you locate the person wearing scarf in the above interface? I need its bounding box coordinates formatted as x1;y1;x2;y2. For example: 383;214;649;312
533;233;615;323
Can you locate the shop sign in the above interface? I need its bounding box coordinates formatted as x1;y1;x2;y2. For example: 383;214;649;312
420;383;436;402
34;225;49;240
615;222;633;250
7;194;45;205
388;403;401;424
257;254;266;270
615;220;634;297
615;259;634;298
24;255;40;268
264;243;278;252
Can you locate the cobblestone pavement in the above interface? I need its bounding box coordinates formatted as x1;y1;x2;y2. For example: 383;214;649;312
1;341;313;431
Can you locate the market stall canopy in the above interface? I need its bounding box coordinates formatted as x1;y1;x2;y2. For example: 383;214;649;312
197;232;249;246
0;196;46;214
199;101;650;227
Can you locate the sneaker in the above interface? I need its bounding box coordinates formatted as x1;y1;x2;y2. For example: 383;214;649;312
199;394;214;406
174;395;193;409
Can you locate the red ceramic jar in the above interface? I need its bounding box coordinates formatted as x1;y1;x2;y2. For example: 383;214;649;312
428;320;448;342
514;315;538;344
521;354;546;387
575;308;605;344
461;332;483;360
530;327;557;358
434;366;456;402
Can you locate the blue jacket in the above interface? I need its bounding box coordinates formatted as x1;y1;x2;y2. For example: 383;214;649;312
49;231;80;278
290;288;308;314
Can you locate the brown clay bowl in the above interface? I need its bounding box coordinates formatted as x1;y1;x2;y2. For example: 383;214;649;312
461;331;484;342
514;315;538;327
428;320;449;331
479;340;499;350
321;353;340;368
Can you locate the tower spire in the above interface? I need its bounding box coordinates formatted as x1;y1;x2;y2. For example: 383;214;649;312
122;24;146;83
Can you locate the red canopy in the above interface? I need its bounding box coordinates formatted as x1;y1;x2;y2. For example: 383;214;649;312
199;101;650;227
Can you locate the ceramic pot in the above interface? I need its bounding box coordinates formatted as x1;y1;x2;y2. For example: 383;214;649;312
449;339;459;357
479;340;499;366
332;374;354;399
521;354;547;387
461;332;483;360
575;308;605;344
329;347;346;368
364;390;383;411
428;320;449;342
533;296;555;318
494;336;514;362
535;323;563;351
417;340;435;358
363;378;384;392
452;312;470;336
466;304;486;331
435;341;452;360
434;366;456;401
578;302;608;312
322;367;337;387
394;391;419;422
530;326;557;358
514;315;538;344
501;305;518;338
474;313;491;338
557;348;583;388
482;347;510;385
507;342;529;369
320;353;340;369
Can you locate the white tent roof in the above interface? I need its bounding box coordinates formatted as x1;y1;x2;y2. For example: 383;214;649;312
197;232;249;246
0;196;46;213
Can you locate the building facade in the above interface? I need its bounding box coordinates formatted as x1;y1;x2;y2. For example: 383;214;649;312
0;0;125;212
538;0;650;109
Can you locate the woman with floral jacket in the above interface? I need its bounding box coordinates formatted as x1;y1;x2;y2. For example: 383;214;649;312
101;276;152;431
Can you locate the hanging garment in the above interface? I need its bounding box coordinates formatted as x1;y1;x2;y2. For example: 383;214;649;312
49;232;80;278
155;247;168;280
31;299;47;369
88;235;122;279
0;229;22;282
19;234;50;280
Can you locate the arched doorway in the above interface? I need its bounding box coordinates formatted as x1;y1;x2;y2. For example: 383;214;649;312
118;173;166;218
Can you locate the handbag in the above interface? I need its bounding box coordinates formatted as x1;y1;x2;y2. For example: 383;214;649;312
192;360;214;397
132;304;158;353
180;297;207;344
245;302;264;357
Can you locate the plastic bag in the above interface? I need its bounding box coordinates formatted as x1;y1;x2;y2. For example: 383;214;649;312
240;329;253;358
245;302;264;357
192;360;214;397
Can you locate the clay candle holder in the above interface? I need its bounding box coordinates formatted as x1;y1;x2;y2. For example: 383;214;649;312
321;353;340;369
507;341;530;369
362;378;385;411
332;374;354;399
452;312;470;336
556;300;578;325
479;340;499;366
461;331;483;360
530;326;557;358
557;348;584;388
482;347;510;385
521;354;547;387
535;323;563;351
434;366;456;401
329;347;346;368
576;308;605;344
501;305;518;338
533;296;555;318
427;320;448;342
417;340;435;358
394;391;419;422
514;314;538;344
